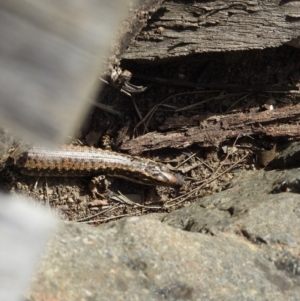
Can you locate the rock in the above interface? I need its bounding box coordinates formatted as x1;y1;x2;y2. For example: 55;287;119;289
26;144;300;300
27;216;299;301
163;169;300;242
267;142;300;169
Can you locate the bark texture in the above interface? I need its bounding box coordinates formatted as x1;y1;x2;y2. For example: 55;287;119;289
121;103;300;154
121;0;300;61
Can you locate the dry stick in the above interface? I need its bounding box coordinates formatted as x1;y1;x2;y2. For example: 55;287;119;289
135;87;299;130
165;179;206;205
143;106;160;134
139;92;246;134
226;93;252;112
134;90;221;132
33;178;39;190
91;101;123;117
212;135;240;177
175;152;198;169
131;98;143;121
141;93;199;133
137;101;163;135
175;92;244;112
195;157;215;173
166;135;241;205
45;178;50;208
140;97;178;130
165;153;249;208
76;204;119;222
134;102;158;133
131;97;149;134
179;161;205;174
173;88;299;113
116;190;162;210
87;213;133;224
178;148;215;173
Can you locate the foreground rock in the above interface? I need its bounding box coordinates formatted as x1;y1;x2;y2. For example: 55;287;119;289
26;164;300;301
27;213;299;301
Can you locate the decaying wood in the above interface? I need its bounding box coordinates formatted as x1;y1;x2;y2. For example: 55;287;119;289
120;103;300;154
121;0;300;61
105;0;164;73
116;0;164;56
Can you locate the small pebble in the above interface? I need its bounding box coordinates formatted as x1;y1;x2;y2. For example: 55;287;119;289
67;197;74;203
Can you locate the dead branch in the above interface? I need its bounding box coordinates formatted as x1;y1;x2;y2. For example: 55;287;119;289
120;103;300;154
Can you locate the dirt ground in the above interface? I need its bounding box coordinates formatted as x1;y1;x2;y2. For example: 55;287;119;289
6;45;300;224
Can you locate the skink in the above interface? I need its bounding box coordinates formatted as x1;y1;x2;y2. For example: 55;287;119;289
15;146;184;187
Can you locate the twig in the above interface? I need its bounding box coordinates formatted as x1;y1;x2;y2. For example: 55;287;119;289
131;97;149;133
86;213;133;224
134;91;218;131
226;93;252;112
76;204;119;222
45;179;50;207
165;153;248;208
212;135;240;177
115;191;162;209
91;101;123;117
175;92;244;112
175;151;198;168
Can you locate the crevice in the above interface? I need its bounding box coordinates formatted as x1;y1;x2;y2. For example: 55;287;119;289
239;229;267;245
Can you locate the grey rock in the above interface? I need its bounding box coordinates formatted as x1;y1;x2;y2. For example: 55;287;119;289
26;147;300;301
27;217;300;301
267;142;300;169
163;169;300;247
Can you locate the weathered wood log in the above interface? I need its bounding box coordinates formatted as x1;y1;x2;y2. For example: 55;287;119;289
120;103;300;154
121;0;300;61
116;0;164;56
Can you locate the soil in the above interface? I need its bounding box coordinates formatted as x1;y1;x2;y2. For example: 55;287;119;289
5;44;300;224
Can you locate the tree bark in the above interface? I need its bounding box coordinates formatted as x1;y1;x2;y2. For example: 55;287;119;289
120;103;300;154
121;0;300;61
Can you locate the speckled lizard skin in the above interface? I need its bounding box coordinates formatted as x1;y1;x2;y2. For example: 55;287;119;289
15;146;184;187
